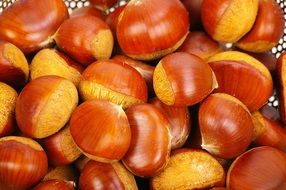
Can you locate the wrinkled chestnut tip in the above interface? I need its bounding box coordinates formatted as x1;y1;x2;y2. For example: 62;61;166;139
33;179;75;190
150;148;225;190
153;52;217;106
227;146;286;189
201;0;258;43
277;52;286;124
30;48;83;86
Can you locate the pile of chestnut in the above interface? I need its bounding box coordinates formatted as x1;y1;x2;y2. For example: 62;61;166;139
0;0;285;189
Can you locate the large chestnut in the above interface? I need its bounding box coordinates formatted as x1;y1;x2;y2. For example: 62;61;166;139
79;160;138;190
79;59;148;109
150;149;225;190
55;15;113;66
153;52;217;106
227;146;286;189
0;136;48;190
207;51;273;112
0;0;68;54
236;0;284;52
33;180;74;190
123;104;171;177
0;41;29;88
16;76;78;139
201;0;258;43
117;0;189;60
70;100;131;162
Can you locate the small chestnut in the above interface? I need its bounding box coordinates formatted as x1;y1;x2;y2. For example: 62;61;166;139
33;180;75;190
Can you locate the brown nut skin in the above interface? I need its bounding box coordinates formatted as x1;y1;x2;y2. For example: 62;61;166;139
227;146;286;189
207;51;273;112
277;52;286;124
0;136;48;190
16;76;78;139
79;59;148;109
150;148;226;190
79;160;138;190
123;104;171;177
30;49;84;86
252;112;286;151
70;100;131;162
55;15;113;66
0;82;17;137
32;180;74;190
106;5;126;39
181;0;203;30
153;52;217;106
43;166;78;183
248;51;277;76
199;93;254;159
201;0;258;43
0;41;29;88
177;32;223;60
89;0;118;11
71;6;106;20
260;104;280;121
0;0;68;54
117;0;189;61
150;97;191;150
236;0;284;53
42;126;81;166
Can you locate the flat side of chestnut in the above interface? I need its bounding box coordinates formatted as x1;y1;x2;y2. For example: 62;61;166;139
150;149;225;190
236;0;284;52
277;52;286;124
30;49;83;85
33;180;74;190
43;166;78;182
0;0;68;54
227;146;286;189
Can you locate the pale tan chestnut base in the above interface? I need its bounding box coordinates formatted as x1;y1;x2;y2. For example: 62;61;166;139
91;29;114;60
236;41;277;53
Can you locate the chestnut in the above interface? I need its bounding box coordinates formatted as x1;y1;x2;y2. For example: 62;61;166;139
117;0;189;60
89;0;118;11
0;82;17;137
181;0;203;30
74;156;91;172
71;6;106;20
0;136;48;190
42;126;82;166
199;93;254;159
201;0;258;43
150;98;191;150
236;0;284;52
153;52;217;106
248;51;277;76
260;104;280;121
0;41;29;88
33;180;74;190
70;100;131;162
79;160;138;190
43;166;78;183
277;51;286;124
0;0;68;54
177;32;223;60
106;5;126;38
123;104;171;177
54;15;113;66
16;76;78;139
207;51;273;112
79;59;148;109
150;148;225;189
30;49;84;86
227;146;286;189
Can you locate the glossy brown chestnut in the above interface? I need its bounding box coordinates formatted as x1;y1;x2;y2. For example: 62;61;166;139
0;0;68;54
30;49;84;86
150;98;191;150
43;166;78;183
42;126;82;166
106;5;126;38
0;82;17;137
112;55;155;95
207;51;273;112
252;111;286;151
33;180;74;190
89;0;118;11
260;104;280;121
201;0;258;43
248;51;277;75
181;0;203;30
227;146;286;189
277;51;286;124
16;76;78;139
70;100;131;162
71;6;106;20
0;136;48;190
123;104;171;177
117;0;189;60
236;0;284;52
74;156;91;172
177;32;223;60
54;15;113;66
199;93;254;159
79;160;138;190
0;41;29;88
150;149;225;190
79;59;148;109
153;52;217;106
